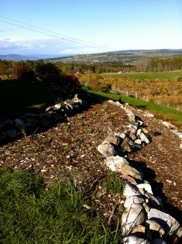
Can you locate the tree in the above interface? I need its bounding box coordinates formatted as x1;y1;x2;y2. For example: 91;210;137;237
11;62;35;81
35;61;62;85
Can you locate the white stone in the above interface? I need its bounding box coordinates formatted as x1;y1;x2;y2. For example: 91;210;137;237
140;132;150;144
124;195;144;208
97;142;115;158
122;203;147;235
137;183;153;195
104;156;143;179
123;182;142;197
122;235;150;243
148;208;182;238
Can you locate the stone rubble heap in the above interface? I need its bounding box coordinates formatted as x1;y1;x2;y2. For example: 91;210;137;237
97;100;182;244
0;94;82;145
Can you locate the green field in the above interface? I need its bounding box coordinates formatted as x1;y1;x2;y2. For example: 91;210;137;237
104;71;182;80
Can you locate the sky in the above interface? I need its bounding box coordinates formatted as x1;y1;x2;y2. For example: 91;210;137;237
0;0;182;56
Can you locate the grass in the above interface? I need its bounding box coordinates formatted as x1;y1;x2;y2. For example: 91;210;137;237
0;167;122;244
104;71;182;80
0;80;68;119
88;90;182;128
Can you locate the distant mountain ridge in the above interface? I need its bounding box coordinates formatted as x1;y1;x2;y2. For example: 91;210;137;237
55;49;182;64
0;54;69;61
1;49;182;63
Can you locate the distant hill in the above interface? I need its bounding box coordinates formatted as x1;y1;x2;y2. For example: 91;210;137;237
50;49;182;64
1;49;182;63
0;54;69;61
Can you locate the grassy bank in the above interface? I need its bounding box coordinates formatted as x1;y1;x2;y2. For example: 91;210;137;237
88;90;182;128
0;167;122;243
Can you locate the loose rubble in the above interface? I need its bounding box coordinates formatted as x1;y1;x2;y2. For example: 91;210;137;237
97;100;182;243
0;94;82;145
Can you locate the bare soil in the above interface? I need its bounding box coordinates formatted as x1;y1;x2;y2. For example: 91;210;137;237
0;94;182;226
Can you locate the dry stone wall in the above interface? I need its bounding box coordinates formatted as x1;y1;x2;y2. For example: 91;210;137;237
97;100;182;244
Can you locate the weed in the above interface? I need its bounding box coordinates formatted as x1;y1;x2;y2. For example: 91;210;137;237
106;173;125;194
77;114;84;119
76;122;84;126
86;127;92;133
63;145;71;151
71;137;77;142
42;136;52;145
91;111;97;115
63;125;69;130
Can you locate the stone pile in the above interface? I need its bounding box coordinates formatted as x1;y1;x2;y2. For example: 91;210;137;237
0;94;82;145
97;100;182;243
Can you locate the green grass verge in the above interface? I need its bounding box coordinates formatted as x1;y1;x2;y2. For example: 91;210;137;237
103;71;182;80
0;167;122;243
0;80;68;119
88;90;182;127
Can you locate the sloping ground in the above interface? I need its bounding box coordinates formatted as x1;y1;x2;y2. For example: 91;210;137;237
0;97;182;227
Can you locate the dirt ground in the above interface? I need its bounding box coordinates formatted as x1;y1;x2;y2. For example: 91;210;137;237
0;94;182;226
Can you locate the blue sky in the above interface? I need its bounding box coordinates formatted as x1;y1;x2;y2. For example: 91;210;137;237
0;0;182;55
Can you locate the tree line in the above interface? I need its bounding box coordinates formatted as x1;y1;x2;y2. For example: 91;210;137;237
0;56;182;81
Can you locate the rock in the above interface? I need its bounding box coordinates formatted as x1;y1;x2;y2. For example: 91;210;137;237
7;129;17;138
15;118;25;128
122;235;150;243
97;142;116;157
148;208;182;238
152;238;168;244
130;225;146;235
103;134;121;146
120;174;138;185
143;191;164;210
121;203;147;235
129;132;137;141
124;195;145;208
121;138;132;152
135;139;142;145
137;183;153;195
145;219;165;238
142;128;149;134
123;182;142;197
140;132;150;144
104;156;143;179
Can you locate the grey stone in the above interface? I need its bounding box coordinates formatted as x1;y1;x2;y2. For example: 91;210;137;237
7;129;17;138
15;118;25;128
148;208;182;238
121;203;147;235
